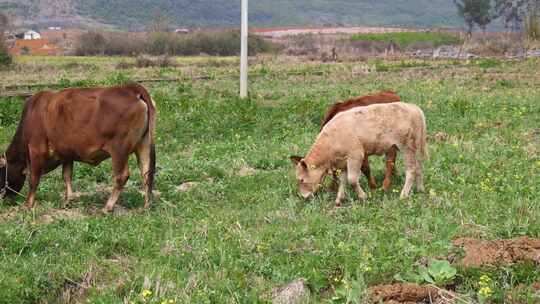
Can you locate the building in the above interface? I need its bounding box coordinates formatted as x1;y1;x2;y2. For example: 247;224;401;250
174;28;190;34
9;39;58;56
23;30;42;40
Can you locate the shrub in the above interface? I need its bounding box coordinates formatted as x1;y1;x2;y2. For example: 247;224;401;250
146;30;278;56
76;31;145;56
75;31;107;56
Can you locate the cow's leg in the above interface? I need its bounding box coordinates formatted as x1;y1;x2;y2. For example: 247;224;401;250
383;147;398;191
61;162;74;207
415;158;425;193
135;136;153;209
335;170;348;206
347;155;367;202
26;155;45;209
361;157;377;190
103;153;130;213
400;147;417;199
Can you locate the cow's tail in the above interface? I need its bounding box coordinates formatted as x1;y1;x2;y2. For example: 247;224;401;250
135;84;157;193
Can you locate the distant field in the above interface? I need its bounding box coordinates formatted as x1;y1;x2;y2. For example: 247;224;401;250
0;55;539;303
351;32;463;48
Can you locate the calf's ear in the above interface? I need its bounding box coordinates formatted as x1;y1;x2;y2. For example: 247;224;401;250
290;155;303;165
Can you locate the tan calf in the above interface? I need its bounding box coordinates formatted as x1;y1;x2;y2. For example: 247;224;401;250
291;102;427;205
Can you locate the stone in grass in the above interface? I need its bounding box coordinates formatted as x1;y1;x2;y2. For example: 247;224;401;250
176;182;199;192
271;278;311;304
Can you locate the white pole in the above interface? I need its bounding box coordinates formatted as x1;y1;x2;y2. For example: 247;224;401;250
240;0;248;99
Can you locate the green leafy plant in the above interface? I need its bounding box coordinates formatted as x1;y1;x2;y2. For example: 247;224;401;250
395;260;457;286
331;269;369;304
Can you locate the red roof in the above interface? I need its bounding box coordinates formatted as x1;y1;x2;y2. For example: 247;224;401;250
9;39;59;56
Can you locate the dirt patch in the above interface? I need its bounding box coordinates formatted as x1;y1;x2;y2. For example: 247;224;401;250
39;208;87;224
271;278;311;304
453;237;540;267
237;165;257;177
369;283;458;304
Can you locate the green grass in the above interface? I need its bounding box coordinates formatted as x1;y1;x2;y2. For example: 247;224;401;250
0;56;539;303
351;31;463;48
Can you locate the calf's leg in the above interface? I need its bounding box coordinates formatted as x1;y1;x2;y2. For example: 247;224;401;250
361;157;377;190
347;156;367;202
62;162;74;207
335;170;348;206
400;148;417;199
382;147;397;191
103;153;130;213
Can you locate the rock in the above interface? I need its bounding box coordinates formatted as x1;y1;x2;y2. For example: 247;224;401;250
271;279;311;304
237;165;257;177
176;182;199;192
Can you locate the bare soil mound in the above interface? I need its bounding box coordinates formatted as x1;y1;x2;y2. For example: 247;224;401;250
369;283;457;303
453;237;540;267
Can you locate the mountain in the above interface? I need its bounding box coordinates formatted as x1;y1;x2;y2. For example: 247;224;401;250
1;0;464;30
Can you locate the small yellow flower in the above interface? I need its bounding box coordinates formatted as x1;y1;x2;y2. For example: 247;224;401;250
142;289;153;298
478;286;492;298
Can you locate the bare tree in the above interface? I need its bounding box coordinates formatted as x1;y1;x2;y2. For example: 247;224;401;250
149;9;170;33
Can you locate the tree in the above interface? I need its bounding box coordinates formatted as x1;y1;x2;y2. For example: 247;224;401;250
494;0;540;32
0;12;12;67
454;0;494;35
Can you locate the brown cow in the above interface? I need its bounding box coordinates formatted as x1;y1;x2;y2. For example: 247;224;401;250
291;102;427;206
0;83;156;213
322;90;401;191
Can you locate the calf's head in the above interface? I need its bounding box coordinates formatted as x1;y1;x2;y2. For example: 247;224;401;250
290;156;326;199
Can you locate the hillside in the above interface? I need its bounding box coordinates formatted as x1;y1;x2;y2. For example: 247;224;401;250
1;0;463;30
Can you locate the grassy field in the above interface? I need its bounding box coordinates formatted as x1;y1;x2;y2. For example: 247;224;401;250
0;55;539;303
350;32;463;48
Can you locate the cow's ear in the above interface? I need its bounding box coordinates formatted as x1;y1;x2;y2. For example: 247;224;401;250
300;160;308;170
290;155;303;165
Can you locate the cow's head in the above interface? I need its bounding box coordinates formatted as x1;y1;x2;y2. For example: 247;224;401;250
0;154;26;198
290;155;326;199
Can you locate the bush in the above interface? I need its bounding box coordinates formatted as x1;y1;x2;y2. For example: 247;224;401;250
146;30;278;56
75;31;107;56
74;30;278;57
76;31;145;56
